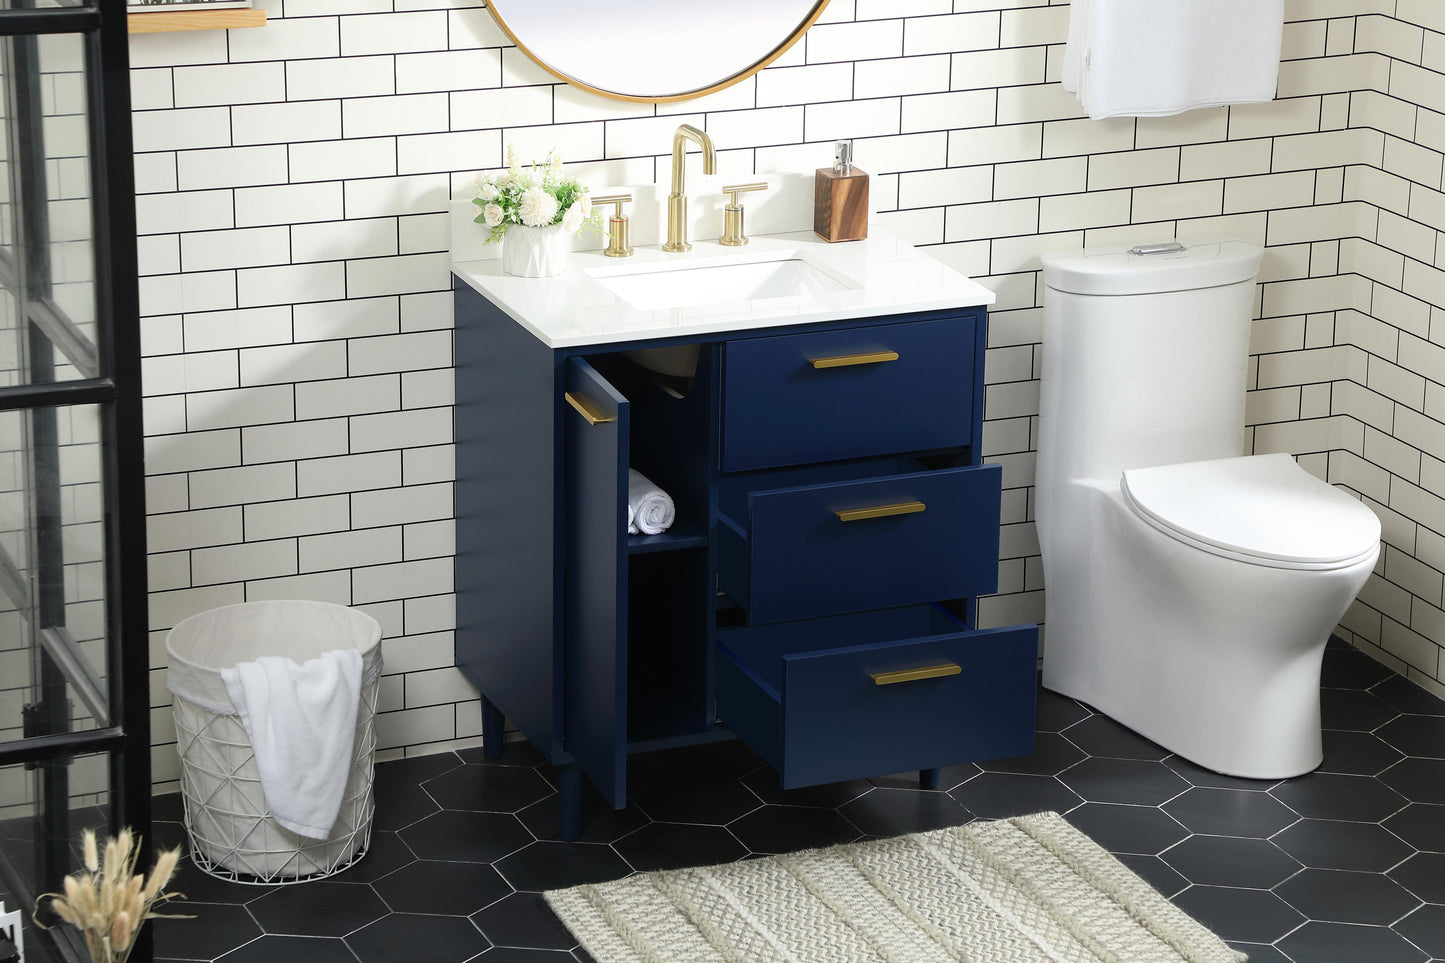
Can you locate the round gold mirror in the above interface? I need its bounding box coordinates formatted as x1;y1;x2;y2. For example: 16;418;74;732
486;0;832;104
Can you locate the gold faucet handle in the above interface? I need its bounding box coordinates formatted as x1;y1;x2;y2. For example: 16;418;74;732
592;193;633;258
722;182;768;207
720;182;767;247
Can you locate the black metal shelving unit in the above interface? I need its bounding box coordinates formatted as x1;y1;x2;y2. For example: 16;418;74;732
0;0;146;959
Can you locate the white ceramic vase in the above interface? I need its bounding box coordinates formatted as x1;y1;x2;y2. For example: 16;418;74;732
501;223;570;277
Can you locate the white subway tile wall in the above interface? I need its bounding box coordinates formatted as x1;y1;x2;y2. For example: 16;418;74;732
132;1;1445;788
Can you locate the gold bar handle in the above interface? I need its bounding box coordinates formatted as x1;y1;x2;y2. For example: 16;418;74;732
835;500;925;523
810;350;899;369
871;663;961;686
565;391;615;426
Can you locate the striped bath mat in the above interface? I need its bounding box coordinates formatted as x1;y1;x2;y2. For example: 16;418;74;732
545;810;1245;963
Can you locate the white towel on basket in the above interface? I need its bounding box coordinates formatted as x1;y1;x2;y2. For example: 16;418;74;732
627;468;675;535
220;648;364;839
1064;0;1284;120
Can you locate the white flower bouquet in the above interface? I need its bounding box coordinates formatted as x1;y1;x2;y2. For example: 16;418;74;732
473;146;601;243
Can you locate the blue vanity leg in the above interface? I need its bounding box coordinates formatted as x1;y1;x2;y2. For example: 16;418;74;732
919;767;941;790
557;765;583;842
481;696;505;760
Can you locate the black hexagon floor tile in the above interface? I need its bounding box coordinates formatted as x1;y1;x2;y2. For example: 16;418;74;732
399;809;533;863
1161;834;1300;888
1114;853;1189;898
517;783;650;844
613;821;748;871
216;934;359;963
1058;757;1190;806
1063;803;1189;855
1168;885;1306;944
1163;787;1299;837
1381;758;1445;805
424;763;555;813
345;912;491;963
485;948;578;961
494;840;632;892
1061;714;1171;760
1322;644;1396;689
1034;685;1091;731
1273;818;1416;872
1320;688;1400;731
249;880;390;936
372;858;512;915
1272;772;1409;822
153;902;263;960
947;771;1083;819
472;891;577;951
1377;715;1445;758
1162;755;1281;791
728;804;859;854
1395;904;1445;961
1278;920;1429;963
844;786;977;835
1275;867;1421;925
1385;803;1445;852
868;763;980;791
328;829;417;883
1227;942;1292;963
977;732;1087;776
742;768;875;807
627;775;762;825
1372;675;1445;716
372;776;442;832
1389;852;1445;904
457;739;547;768
1320;728;1405;775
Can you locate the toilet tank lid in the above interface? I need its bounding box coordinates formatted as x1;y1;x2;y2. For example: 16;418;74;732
1042;240;1263;296
1121;453;1382;566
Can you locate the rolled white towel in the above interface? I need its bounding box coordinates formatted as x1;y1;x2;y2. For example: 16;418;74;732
627;468;675;535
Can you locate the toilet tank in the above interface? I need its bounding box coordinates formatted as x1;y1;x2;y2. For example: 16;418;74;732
1037;240;1263;487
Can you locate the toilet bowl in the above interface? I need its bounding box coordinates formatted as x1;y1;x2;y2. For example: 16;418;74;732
1036;241;1381;779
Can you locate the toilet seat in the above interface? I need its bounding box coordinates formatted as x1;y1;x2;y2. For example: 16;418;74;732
1121;453;1382;571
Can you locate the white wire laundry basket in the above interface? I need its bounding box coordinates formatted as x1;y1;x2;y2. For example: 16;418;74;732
165;600;384;884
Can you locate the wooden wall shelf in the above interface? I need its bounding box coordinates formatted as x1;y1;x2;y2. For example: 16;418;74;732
127;8;266;33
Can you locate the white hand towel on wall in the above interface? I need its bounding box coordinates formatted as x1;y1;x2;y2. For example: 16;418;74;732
220;648;364;840
627;468;676;535
1063;0;1285;120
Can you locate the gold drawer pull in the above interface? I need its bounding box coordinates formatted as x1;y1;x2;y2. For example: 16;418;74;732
809;350;899;369
871;663;961;686
565;391;615;426
835;500;925;522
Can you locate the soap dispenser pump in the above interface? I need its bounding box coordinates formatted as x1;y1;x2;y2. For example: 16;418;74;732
814;140;868;242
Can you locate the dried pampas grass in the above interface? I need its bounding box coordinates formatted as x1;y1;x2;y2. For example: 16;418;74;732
35;829;188;963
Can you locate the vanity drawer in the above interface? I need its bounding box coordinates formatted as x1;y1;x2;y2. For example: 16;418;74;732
717;463;1001;624
721;316;976;472
716;606;1038;789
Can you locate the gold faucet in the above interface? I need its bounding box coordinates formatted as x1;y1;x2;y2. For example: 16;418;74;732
663;124;716;253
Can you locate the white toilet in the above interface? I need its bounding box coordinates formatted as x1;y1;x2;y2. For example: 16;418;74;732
1035;240;1381;780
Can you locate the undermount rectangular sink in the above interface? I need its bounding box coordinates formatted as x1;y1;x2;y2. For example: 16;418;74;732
588;254;855;311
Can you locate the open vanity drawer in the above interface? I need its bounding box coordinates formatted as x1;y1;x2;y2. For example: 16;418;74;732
721;315;976;472
716;605;1038;789
717;462;1002;623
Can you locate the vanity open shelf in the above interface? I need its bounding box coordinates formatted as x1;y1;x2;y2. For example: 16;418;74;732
453;232;1038;839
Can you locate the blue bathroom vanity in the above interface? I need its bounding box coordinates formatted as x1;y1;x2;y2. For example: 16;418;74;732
452;229;1038;839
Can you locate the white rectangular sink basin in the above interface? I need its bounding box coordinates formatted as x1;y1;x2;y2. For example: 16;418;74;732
589;254;854;311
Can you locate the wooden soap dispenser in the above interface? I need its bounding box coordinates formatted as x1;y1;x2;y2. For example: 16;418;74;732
814;140;868;242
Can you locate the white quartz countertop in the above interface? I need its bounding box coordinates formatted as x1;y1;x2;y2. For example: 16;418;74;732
450;227;996;350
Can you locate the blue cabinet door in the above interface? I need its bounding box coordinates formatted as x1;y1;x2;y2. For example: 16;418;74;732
563;358;630;809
